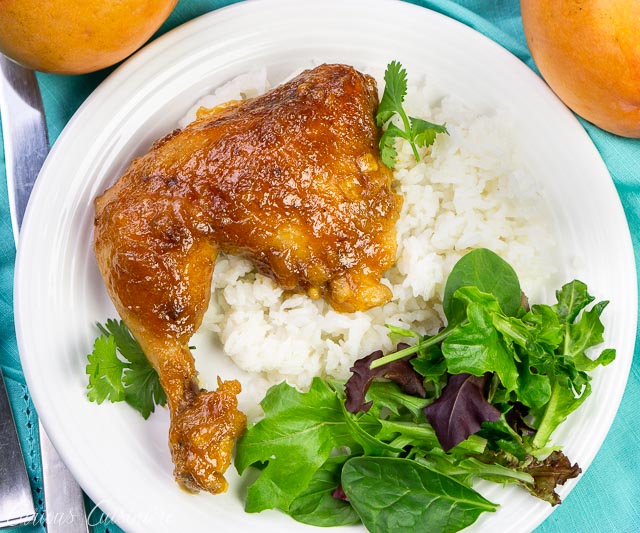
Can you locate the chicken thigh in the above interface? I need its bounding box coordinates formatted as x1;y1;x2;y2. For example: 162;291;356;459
93;63;401;494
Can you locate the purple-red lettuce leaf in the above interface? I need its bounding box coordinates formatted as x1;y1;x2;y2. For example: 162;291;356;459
471;448;581;505
519;450;582;505
345;347;425;414
424;373;501;452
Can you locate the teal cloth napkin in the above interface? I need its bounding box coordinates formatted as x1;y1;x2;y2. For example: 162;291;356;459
1;0;638;531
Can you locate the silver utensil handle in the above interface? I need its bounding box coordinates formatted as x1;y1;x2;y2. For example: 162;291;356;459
1;54;89;533
39;423;88;533
0;368;35;528
0;56;47;244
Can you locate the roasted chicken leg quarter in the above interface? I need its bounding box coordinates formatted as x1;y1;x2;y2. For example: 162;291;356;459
93;63;402;494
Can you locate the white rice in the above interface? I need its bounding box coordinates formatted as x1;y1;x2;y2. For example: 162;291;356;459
186;66;557;408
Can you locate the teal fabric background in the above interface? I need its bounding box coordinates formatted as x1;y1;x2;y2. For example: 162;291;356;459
1;0;638;531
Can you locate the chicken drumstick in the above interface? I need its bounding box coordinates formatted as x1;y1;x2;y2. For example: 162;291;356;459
93;64;401;493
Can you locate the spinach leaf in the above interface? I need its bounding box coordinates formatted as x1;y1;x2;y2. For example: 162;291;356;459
443;248;521;323
341;456;497;533
233;249;615;531
288;456;360;527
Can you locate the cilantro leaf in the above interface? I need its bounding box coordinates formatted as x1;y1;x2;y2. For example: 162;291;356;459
97;318;145;363
376;61;448;168
86;334;126;404
122;363;167;419
411;117;449;149
376;60;408;127
378;122;405;168
86;320;166;419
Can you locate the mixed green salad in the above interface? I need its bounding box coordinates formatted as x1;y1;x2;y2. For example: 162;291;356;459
87;248;614;533
232;248;614;532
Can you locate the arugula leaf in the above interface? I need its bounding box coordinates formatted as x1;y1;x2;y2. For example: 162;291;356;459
365;380;431;420
340;403;404;456
376;61;448;168
514;352;552;409
553;280;595;324
375;418;442;451
566;300;614;369
530;377;591;449
341;456;497;533
528;283;614;448
86;319;166;419
415;450;534;487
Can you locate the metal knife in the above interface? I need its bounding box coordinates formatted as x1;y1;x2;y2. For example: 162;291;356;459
0;369;35;528
0;54;88;533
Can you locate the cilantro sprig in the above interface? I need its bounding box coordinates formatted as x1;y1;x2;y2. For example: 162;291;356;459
376;61;448;168
86;319;166;419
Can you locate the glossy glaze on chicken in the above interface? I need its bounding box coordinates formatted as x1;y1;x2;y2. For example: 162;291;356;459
93;64;401;494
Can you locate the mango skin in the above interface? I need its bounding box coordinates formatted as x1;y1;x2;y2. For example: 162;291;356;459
0;0;178;74
521;0;640;138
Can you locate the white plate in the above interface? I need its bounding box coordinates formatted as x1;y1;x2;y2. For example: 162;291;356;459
14;0;637;531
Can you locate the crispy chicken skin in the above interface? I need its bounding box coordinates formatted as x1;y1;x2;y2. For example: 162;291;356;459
93;64;401;494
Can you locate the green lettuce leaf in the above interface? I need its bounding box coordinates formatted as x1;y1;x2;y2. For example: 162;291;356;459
235;378;362;513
